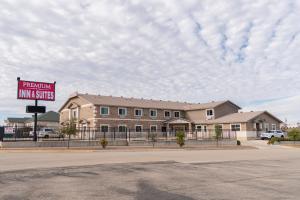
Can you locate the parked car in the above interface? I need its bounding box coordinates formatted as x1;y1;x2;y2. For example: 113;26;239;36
260;130;286;140
29;128;61;138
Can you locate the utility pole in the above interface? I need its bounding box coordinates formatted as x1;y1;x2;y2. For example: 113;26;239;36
33;99;38;142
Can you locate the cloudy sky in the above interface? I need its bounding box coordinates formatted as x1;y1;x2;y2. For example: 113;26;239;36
0;0;300;124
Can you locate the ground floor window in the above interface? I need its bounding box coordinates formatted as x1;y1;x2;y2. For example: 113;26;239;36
231;124;241;131
161;126;167;132
196;125;202;131
135;125;142;132
271;124;276;130
118;125;127;132
265;123;269;131
150;125;157;132
100;125;109;132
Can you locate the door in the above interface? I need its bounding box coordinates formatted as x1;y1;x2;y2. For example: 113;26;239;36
173;125;185;132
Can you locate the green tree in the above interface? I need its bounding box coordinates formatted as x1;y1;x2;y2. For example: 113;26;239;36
176;131;185;148
214;124;223;147
61;119;77;148
150;133;157;148
100;138;108;149
288;129;300;144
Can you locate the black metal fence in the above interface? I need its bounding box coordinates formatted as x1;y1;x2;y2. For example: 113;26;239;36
0;126;237;142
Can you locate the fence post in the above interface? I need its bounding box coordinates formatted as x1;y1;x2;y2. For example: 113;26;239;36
128;128;131;141
113;127;116;140
147;129;150;141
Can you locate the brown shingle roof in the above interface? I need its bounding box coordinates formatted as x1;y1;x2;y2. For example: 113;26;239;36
193;111;282;124
75;93;237;110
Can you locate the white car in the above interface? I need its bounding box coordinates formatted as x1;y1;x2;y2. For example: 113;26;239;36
260;130;286;140
29;128;60;138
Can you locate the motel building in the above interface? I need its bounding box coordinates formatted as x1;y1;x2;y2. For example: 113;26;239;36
59;93;282;140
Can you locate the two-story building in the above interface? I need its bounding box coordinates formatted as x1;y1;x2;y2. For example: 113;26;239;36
59;93;282;140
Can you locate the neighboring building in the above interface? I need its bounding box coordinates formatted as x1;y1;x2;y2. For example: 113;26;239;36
59;93;282;140
25;111;60;128
286;122;300;129
4;111;60;128
4;117;31;128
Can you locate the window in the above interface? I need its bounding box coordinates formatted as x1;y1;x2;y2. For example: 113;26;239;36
134;109;143;117
231;124;241;131
150;125;157;132
196;125;202;131
271;124;276;131
118;108;127;116
100;125;109;132
149;109;157;117
135;125;142;132
100;106;109;115
118;125;127;132
71;109;78;119
204;125;207;132
174;111;180;118
206;109;214;116
265;123;269;131
164;111;171;118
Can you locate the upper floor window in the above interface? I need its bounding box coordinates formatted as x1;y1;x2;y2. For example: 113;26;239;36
71;109;78;119
164;111;171;118
134;109;143;117
231;124;241;131
118;108;127;116
174;111;180;118
149;109;157;118
100;106;109;115
206;109;214;116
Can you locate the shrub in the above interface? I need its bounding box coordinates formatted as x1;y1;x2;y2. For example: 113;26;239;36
176;131;185;148
150;133;157;148
214;124;222;146
288;129;300;142
100;138;108;149
237;140;241;146
268;137;280;145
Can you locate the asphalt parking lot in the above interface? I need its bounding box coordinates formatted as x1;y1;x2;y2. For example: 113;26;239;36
0;147;300;200
0;159;299;200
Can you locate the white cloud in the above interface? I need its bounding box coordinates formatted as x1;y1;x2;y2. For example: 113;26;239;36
0;0;299;122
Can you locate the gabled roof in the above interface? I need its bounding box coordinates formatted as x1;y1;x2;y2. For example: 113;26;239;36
60;93;240;111
193;111;283;124
6;117;31;123
183;100;241;110
26;111;59;123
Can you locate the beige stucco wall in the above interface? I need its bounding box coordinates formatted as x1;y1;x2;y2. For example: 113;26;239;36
185;109;207;122
59;96;93;126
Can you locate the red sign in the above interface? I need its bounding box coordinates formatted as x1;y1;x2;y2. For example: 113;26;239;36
17;79;56;101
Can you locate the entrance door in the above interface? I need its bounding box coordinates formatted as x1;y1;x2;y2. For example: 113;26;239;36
173;125;185;132
255;123;260;138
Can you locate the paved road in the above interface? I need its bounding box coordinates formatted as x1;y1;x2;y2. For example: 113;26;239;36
0;147;299;199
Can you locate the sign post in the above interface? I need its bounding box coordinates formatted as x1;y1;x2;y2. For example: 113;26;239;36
17;77;56;142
